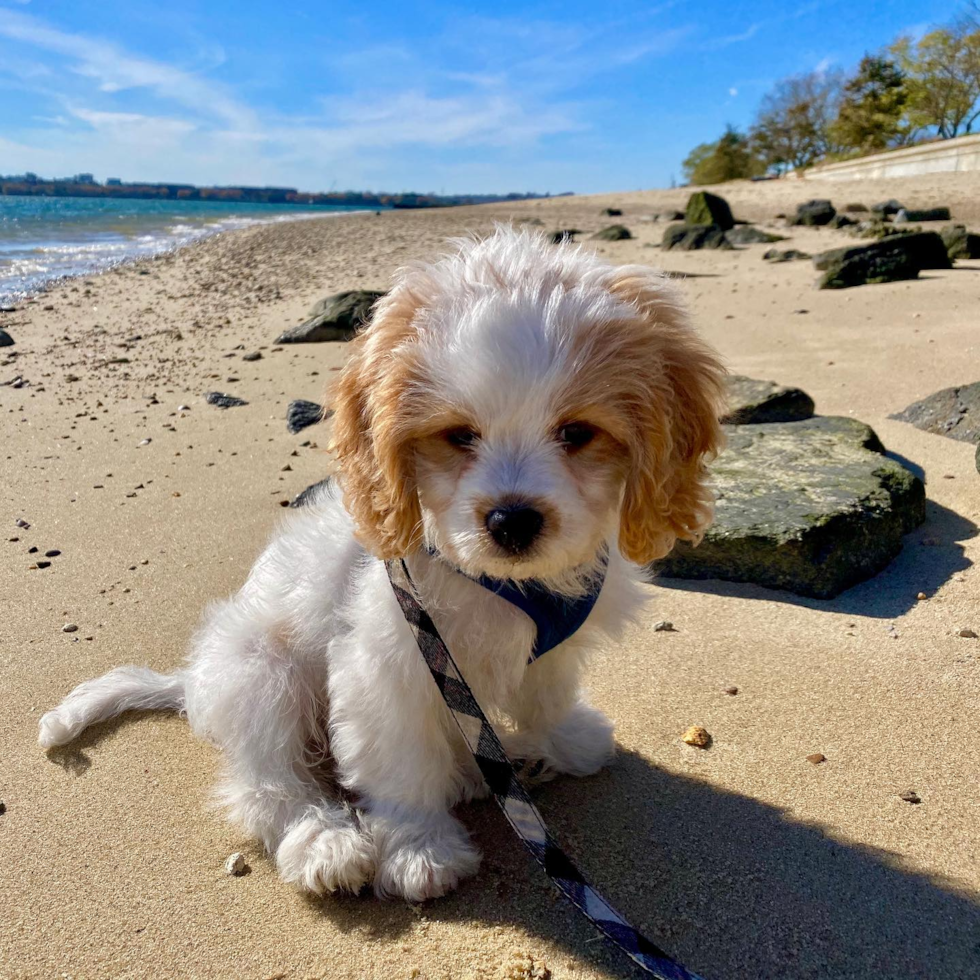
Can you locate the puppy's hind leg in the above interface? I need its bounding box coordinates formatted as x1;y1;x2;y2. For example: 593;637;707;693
38;666;185;749
188;606;374;895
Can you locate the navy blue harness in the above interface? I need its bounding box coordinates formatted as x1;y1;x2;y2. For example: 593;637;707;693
432;550;608;661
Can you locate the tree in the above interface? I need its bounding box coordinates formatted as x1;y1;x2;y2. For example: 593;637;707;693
831;56;907;153
681;126;764;184
749;71;844;172
891;22;980;139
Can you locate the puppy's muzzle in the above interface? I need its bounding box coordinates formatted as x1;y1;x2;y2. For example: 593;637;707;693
485;504;544;555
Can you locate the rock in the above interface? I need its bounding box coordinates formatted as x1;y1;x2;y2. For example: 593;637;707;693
899;790;921;804
958;628;978;638
844;203;869;213
889;382;980;444
721;375;815;424
592;224;632;241
653;416;926;598
790;199;836;227
828;214;857;229
286;399;328;434
848;220;909;240
276;290;385;344
871;199;904;218
725;226;786;245
653;620;677;632
655;210;685;223
806;753;826;765
242;351;262;362
550;229;581;244
0;800;5;816
205;391;249;409
763;248;810;263
290;478;333;508
723;686;738;695
681;726;711;748
895;207;951;223
0;330;13;347
814;232;950;289
685;191;734;231
662;224;732;251
224;852;248;876
62;623;78;633
602;207;623;216
940;225;980;261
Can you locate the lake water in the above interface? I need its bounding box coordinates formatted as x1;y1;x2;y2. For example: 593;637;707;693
0;196;368;304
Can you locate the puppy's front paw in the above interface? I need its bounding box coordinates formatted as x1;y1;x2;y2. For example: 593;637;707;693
549;701;615;776
276;808;375;895
369;806;480;901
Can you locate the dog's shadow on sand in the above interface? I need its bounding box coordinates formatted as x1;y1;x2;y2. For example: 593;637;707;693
654;497;976;620
311;749;980;979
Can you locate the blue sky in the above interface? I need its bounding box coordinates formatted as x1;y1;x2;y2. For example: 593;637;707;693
0;0;962;194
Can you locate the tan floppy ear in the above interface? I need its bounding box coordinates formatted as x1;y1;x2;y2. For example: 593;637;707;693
606;269;727;564
329;288;425;558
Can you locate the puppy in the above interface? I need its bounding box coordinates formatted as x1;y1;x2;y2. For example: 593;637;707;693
39;226;725;902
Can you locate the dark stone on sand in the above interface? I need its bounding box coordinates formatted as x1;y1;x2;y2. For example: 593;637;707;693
242;351;262;362
290;478;333;508
790;199;836;227
655;210;685;223
725;226;787;245
685;191;734;231
276;290;385;344
653;416;926;598
551;229;581;244
662;224;732;251
205;391;249;409
721;375;815;424
828;214;857;229
763;248;811;262
844;203;869;213
592;224;632;241
940;225;980;261
871;199;903;219
602;208;623;216
0;329;13;347
286;399;330;434
896;207;951;223
890;382;980;445
814;232;950;289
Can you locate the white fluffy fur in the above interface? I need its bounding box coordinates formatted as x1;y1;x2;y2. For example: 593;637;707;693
39;227;717;902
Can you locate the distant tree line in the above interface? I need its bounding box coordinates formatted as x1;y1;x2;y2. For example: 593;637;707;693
682;14;980;184
0;176;566;209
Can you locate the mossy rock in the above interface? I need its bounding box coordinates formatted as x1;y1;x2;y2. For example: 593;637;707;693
721;375;815;424
662;224;732;251
941;225;980;261
592;224;632;241
685;192;734;231
790;199;836;227
276;290;386;343
653;416;926;598
814;232;950;289
726;225;786;245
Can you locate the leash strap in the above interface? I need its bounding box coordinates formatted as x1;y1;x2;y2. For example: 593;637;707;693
385;558;706;980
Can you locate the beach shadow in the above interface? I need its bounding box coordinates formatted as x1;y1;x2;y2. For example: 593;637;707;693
654;498;975;619
44;711;156;775
315;749;980;979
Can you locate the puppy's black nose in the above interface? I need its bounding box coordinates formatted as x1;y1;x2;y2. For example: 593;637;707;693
485;505;544;555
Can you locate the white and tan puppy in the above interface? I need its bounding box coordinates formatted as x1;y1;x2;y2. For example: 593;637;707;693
40;226;725;902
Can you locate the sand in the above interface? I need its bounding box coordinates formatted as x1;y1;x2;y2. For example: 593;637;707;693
2;172;979;980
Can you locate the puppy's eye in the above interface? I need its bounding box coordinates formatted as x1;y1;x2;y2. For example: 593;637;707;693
445;427;479;449
558;422;597;450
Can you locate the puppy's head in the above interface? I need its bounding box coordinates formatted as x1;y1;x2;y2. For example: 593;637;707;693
331;226;725;586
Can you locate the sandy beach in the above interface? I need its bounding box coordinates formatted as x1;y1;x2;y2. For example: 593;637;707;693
2;172;979;980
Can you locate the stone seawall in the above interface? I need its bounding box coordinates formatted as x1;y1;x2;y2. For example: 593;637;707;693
804;134;980;181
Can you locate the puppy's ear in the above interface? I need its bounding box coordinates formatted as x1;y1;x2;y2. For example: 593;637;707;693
606;269;727;564
330;288;424;557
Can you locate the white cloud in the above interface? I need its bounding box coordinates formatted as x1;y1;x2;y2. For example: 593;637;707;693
814;56;835;74
729;87;739;97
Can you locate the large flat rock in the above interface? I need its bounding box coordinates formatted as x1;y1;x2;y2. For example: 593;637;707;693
890;382;980;444
275;290;385;344
654;417;926;598
721;375;815;424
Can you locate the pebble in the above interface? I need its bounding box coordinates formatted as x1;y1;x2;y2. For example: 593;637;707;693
0;800;6;816
653;620;677;632
723;686;738;695
916;592;927;600
242;351;262;361
899;790;921;805
15;518;30;529
62;623;78;633
205;391;249;409
45;550;61;558
36;561;51;569
806;753;826;765
681;725;711;748
139;438;152;446
958;628;978;638
177;405;191;412
224;852;248;876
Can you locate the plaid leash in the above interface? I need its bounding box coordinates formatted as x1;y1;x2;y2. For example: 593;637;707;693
385;558;706;980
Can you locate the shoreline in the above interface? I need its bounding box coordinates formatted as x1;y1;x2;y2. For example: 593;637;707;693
1;178;978;980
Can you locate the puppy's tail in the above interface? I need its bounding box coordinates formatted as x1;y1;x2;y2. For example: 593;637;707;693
38;666;185;749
